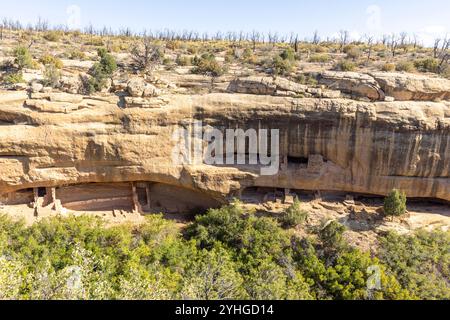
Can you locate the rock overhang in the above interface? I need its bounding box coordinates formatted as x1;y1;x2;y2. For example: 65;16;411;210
0;91;448;202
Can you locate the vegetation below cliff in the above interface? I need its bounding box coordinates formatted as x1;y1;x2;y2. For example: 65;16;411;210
0;203;448;300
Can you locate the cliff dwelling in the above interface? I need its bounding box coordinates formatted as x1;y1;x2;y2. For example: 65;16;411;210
0;28;448;225
0;182;221;217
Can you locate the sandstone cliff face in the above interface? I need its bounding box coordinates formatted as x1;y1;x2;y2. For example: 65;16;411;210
0;88;448;205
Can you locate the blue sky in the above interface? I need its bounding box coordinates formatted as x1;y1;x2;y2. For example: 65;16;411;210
1;0;449;44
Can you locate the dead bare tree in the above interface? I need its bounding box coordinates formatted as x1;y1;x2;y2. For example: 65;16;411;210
389;34;398;57
293;34;299;53
312;30;320;45
381;34;389;46
365;34;374;62
267;32;280;46
434;38;442;58
412;34;419;49
85;23;95;35
399;32;408;47
238;31;245;44
35;16;48;32
214;31;223;41
399;32;409;53
131;36;163;74
250;30;260;52
436;37;450;73
339;30;349;52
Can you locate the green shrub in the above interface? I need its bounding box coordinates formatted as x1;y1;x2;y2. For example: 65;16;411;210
3;72;25;84
86;65;108;94
242;48;253;59
163;57;172;65
191;53;225;77
335;60;356;71
69;50;87;60
187;45;198;55
166;40;181;51
383;189;407;218
43;31;62;42
346;47;362;61
263;48;297;76
319;220;346;249
379;230;450;299
13;46;34;69
309;54;330;63
278;199;308;228
84;37;104;46
241;48;258;64
280;48;295;61
343;44;356;54
39;54;63;69
441;65;450;79
414;58;439;73
43;64;61;88
97;48;117;74
396;61;415;72
296;73;318;86
314;45;328;53
185;203;290;269
175;55;191;66
225;48;239;61
85;48;117;94
273;56;293;75
381;63;396;72
180;244;247;300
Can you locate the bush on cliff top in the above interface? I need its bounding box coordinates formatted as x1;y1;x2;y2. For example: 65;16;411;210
191;53;225;77
13;46;34;69
84;48;117;94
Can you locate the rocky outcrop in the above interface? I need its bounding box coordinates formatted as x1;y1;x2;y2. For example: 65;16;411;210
228;76;341;98
127;77;146;97
123;96;169;108
0;91;448;204
317;71;450;102
48;93;84;104
127;77;160;98
370;72;450;101
30;82;43;93
228;77;281;95
59;75;83;94
318;71;385;101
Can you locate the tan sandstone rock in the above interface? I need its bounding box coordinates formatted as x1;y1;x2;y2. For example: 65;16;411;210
24;99;84;113
228;76;308;96
49;93;84;104
370;72;450;101
127;77;146;97
319;71;385;101
0;92;448;204
30;82;44;93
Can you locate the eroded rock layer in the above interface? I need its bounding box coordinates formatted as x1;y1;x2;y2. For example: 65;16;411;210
0;90;449;207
